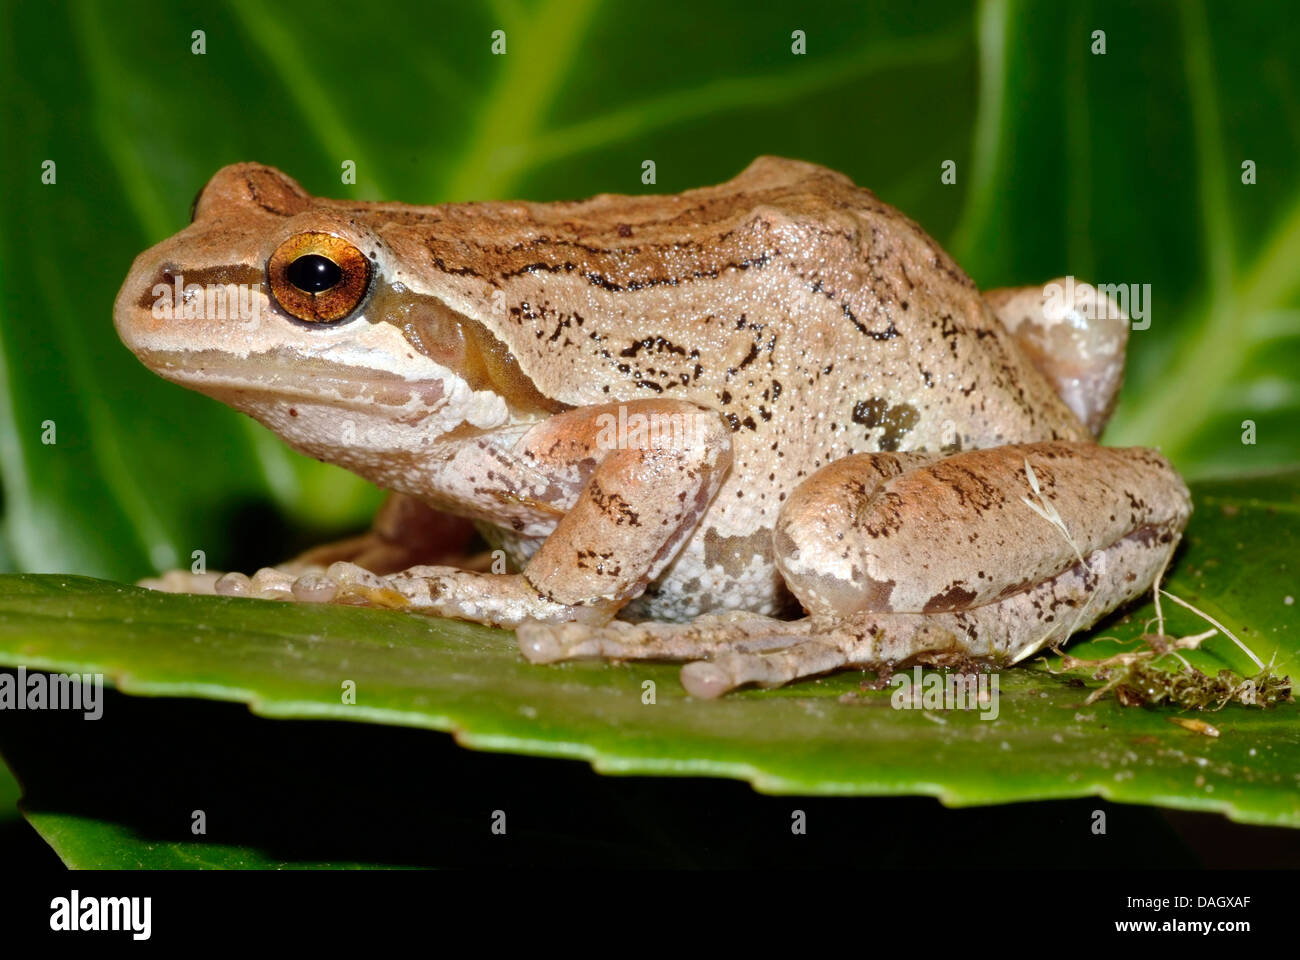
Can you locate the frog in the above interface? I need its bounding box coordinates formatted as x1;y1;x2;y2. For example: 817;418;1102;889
113;156;1191;698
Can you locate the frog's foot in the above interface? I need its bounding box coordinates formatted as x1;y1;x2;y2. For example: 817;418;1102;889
517;610;971;698
216;561;612;626
518;611;815;665
140;494;482;599
139;570;224;595
517;612;854;698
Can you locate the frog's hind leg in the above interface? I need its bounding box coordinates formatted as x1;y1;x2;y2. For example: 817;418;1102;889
521;442;1191;697
678;514;1180;698
760;441;1189;692
774;442;1189;623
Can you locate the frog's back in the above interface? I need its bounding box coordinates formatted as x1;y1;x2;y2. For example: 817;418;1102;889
370;155;1088;450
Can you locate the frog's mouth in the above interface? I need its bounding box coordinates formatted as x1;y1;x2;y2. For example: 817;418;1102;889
137;347;448;416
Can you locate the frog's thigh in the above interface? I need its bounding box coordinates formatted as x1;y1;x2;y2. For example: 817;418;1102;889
775;442;1190;621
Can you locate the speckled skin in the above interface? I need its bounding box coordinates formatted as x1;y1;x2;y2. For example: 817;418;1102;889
115;157;1190;695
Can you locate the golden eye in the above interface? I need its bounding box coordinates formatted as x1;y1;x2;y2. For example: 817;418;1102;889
268;232;371;323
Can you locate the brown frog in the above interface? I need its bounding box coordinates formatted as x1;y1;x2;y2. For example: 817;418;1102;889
114;157;1190;697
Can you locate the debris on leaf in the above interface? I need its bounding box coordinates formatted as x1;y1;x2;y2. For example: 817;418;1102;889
1048;560;1292;710
1052;634;1292;710
1168;716;1220;737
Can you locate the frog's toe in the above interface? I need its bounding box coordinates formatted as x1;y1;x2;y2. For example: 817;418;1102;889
246;565;298;597
214;571;252;596
516;621;584;663
519;618;668;662
516;612;846;698
290;571;340;603
139;570;224;595
317;561;410;609
679;661;732;699
517;627;562;663
683;638;852;697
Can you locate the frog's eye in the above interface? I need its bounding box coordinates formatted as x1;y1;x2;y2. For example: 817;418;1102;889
268;232;371;323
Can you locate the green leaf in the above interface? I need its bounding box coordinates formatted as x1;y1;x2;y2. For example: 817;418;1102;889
22;812;395;870
0;472;1296;828
0;757;18;824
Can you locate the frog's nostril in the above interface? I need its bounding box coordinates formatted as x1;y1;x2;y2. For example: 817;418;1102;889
133;263;180;310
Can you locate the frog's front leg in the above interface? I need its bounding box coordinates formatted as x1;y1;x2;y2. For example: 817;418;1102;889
520;442;1191;697
280;400;732;625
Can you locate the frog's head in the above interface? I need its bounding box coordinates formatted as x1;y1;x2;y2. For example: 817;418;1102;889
114;163;557;475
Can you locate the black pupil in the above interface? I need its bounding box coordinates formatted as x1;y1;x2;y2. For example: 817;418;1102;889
287;254;342;293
